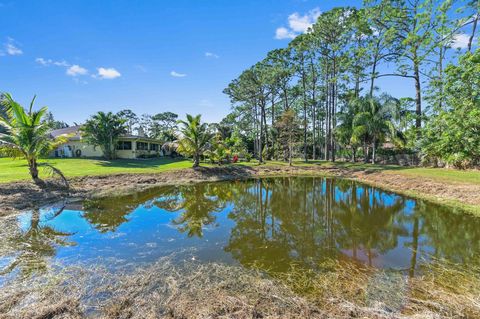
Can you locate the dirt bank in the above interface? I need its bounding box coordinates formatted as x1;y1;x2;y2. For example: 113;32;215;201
1;164;480;216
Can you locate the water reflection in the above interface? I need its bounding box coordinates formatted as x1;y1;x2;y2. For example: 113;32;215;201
2;177;480;278
154;183;231;237
0;206;75;277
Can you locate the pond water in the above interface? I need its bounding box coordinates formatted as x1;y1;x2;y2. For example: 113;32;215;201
1;177;480;280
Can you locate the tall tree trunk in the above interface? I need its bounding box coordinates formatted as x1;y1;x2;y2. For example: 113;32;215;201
468;11;478;53
331;57;337;162
271;96;276;159
283;87;289;110
312;101;316;161
310;58;317;161
253;104;258;159
301;58;308;163
369;42;381;97
319;117;324;159
329;81;334;162
324;66;330;161
413;53;422;134
438;45;444;111
262;102;268;160
259;102;264;164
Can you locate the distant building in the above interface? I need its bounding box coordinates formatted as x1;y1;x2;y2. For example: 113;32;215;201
50;125;169;159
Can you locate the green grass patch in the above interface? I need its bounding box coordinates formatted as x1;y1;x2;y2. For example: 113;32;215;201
0;157;192;183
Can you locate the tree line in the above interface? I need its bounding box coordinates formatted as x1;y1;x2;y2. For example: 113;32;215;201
222;0;479;168
1;0;479;183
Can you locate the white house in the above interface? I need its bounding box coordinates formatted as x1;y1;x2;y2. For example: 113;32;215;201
50;126;170;159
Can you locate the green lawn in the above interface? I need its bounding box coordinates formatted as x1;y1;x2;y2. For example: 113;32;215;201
317;161;480;185
1;157;479;186
242;159;480;185
0;157;193;183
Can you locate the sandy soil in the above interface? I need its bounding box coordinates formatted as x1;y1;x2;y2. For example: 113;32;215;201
1;164;480;216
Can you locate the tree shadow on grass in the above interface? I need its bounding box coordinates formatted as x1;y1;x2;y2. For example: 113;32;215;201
190;165;257;178
96;158;188;169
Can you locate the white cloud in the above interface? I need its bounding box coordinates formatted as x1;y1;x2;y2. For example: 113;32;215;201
275;27;296;40
5;43;22;55
2;38;23;56
36;57;123;81
288;8;321;33
36;57;69;67
35;57;49;65
66;64;88;76
205;52;219;58
275;8;321;40
36;57;87;79
451;33;472;49
96;67;121;79
170;70;186;77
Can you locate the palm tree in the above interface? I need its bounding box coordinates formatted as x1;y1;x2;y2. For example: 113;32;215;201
176;114;213;167
0;93;67;184
81;111;126;160
352;95;403;164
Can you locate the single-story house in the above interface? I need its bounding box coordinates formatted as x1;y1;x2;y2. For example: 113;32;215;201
50;125;170;159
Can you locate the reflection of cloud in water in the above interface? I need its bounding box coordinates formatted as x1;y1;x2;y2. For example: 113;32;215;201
106;232;126;239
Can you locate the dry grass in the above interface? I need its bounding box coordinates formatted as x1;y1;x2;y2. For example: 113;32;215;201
0;254;479;319
405;259;480;318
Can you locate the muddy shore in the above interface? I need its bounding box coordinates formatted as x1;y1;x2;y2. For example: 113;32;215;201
1;164;480;216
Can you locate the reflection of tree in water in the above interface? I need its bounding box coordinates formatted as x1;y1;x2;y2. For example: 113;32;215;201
82;183;235;237
225;179;293;272
0;207;75;278
226;178;334;272
82;186;173;233
154;182;234;237
335;181;408;266
225;177;412;272
402;201;480;276
421;206;480;262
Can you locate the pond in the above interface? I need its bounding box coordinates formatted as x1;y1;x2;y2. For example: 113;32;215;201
1;177;480;280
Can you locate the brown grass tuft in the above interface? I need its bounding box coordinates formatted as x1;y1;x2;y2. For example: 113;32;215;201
0;255;479;319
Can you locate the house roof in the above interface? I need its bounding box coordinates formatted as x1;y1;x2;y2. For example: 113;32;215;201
50;125;164;143
50;125;83;140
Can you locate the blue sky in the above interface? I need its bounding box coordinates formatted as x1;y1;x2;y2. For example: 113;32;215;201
0;0;470;124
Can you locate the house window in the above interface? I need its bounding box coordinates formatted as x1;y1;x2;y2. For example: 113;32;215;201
150;143;159;151
117;141;132;150
136;142;148;150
